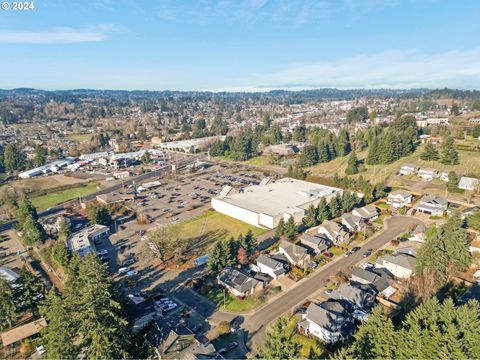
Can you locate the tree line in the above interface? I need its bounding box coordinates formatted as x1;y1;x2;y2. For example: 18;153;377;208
208;230;257;272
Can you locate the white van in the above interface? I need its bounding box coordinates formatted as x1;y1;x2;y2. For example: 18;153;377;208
118;266;130;274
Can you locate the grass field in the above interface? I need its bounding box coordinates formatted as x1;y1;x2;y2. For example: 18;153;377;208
65;133;95;143
308;141;480;182
172;210;267;243
31;182;100;210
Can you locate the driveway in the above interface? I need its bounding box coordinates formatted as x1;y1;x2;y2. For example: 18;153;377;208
241;215;425;350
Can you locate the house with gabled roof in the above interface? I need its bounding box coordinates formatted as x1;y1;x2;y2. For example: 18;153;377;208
352;205;378;222
387;190;413;209
277;240;312;268
256;254;288;279
217;267;263;297
341;213;364;232
415;194;448;216
316;220;350;244
300;233;332;254
298;300;355;344
330;283;375;312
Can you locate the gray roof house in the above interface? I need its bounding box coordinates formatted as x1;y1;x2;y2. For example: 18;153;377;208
317;220;350;244
418;167;438;181
330;283;376;311
376;252;416;279
399;164;418;175
256;254;288;280
387;190;414;208
278;241;312;268
298;300;355;344
416;194;448;216
350;267;392;294
300;233;332;254
352;205;378;221
341;213;365;232
217;267;263;297
459;176;480;191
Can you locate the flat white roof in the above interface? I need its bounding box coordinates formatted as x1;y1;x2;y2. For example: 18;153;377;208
215;178;342;217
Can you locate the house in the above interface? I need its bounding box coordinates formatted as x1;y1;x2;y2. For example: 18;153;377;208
300;233;332;254
350;267;393;294
277;240;312;268
415;194;448;216
408;224;426;242
399;164;417;176
0;267;20;283
145;321;220;360
298;300;355;344
459;176;480;192
1;318;47;347
317;220;350;244
387;190;414;209
330;283;376;311
217;267;263;297
376;251;416;279
417;168;438;181
352;205;378;222
341;213;364;232
256;254;288;279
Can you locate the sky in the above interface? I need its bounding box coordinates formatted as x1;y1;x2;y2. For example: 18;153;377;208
1;0;480;91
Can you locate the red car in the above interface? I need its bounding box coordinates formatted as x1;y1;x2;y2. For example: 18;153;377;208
322;251;334;258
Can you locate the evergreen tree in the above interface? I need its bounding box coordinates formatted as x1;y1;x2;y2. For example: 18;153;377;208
208;240;229;272
72;255;131;359
51;240;71;269
140;151;151;164
4;143;25;172
420;143;439;161
16;197;38;230
87;203;112;225
22;214;47;245
18;267;43;316
41;289;77;359
348;307;396;358
447;171;460;192
341;192;360;213
303;204;318;228
57;217;72;242
243;230;257;254
316;197;331;222
366;137;380;165
257;317;300;360
441;137;459;165
284;216;297;239
328;194;343;218
0;278;16;329
345;150;359;175
299;145;319;167
275;218;285;237
209;140;225;157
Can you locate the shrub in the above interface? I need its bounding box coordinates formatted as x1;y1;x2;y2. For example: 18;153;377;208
218;321;231;336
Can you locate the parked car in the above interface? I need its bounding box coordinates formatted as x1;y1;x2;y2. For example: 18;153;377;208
345;251;353;257
97;249;108;256
322;251;333;258
351;247;361;252
126;270;138;277
363;250;372;257
118;266;130;274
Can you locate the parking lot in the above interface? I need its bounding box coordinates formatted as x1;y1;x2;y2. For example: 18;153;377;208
93;163;266;294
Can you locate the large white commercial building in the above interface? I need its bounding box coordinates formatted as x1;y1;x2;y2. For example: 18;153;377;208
67;224;109;257
211;178;342;229
18;157;76;179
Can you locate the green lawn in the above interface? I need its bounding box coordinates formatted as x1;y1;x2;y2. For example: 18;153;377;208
206;287;264;312
171;210;267;243
31;182;100;210
65;133;95;142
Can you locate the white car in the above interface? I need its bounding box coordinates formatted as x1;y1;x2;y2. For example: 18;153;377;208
118;266;130;274
97;249;108;256
126;270;138;277
36;345;46;355
163;303;177;311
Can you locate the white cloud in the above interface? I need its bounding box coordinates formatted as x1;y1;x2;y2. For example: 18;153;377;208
250;48;480;89
0;24;118;44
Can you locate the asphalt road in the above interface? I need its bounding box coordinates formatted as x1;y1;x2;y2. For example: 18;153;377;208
243;215;425;349
0;159;195;233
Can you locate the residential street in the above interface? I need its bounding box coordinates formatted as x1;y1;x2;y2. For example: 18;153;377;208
236;215;425;350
